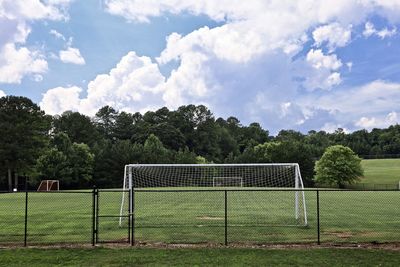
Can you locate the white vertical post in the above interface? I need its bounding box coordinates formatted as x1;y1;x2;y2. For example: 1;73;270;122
296;164;308;226
119;165;128;226
128;170;133;218
294;165;299;220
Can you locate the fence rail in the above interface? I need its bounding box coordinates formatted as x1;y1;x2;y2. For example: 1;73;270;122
0;188;398;246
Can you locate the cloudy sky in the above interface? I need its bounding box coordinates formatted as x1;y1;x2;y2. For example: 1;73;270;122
1;0;400;134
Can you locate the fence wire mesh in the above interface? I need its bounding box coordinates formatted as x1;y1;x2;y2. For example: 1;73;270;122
0;189;399;246
319;190;400;243
26;191;92;244
0;192;25;245
135;190;225;244
227;190;315;244
96;189;130;244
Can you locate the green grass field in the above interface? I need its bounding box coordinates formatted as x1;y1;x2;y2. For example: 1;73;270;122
360;159;400;184
1;189;399;245
1;159;399;246
1;247;400;266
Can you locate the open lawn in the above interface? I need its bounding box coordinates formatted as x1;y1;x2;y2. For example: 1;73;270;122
360;159;400;184
0;247;399;266
1;189;399;245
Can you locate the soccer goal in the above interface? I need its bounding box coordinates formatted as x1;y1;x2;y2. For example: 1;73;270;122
119;163;308;226
37;180;60;191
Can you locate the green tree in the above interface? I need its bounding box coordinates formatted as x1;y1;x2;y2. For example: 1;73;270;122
35;133;94;188
143;134;172;163
174;147;199;164
113;111;136;140
68;143;94;187
93;140;144;187
256;141;315;186
0;96;51;191
35;148;70;181
53;111;99;147
314;145;364;188
94;106;118;139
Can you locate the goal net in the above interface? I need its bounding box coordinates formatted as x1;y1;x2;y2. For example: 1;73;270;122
120;164;307;226
213;177;243;187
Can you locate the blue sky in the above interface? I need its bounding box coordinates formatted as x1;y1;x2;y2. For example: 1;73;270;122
1;0;400;134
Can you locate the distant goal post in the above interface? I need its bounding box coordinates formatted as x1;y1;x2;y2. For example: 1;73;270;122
37;180;60;191
120;163;307;226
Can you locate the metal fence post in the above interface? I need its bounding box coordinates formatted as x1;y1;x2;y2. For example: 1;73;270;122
24;189;28;247
224;190;228;246
131;188;134;246
92;186;96;246
96;188;99;243
317;190;320;245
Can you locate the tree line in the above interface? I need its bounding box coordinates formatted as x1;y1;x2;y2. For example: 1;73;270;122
1;96;399;190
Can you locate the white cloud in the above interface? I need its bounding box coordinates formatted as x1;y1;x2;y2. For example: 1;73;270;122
33;74;43;82
0;90;5;97
41;52;166;115
377;27;397;38
40;86;83;115
363;21;397;39
0;43;48;84
321;123;349;133
326;72;341;87
306;49;342;70
355;112;399;129
104;0;400;99
38;0;400;133
49;29;66;40
346;62;353;71
295;80;400;131
59;47;86;65
312;23;352;51
304;49;342;90
0;0;72;84
311;80;400;116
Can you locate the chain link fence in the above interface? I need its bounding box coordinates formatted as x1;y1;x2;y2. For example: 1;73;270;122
0;189;399;246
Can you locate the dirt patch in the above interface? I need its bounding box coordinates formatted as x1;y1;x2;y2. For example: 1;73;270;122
326;231;353;238
359;231;380;237
197;216;224;220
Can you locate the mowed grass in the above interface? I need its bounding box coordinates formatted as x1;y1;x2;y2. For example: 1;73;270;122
360;159;400;184
1;247;400;267
1;189;399;245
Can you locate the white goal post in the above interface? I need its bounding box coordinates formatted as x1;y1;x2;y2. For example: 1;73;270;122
119;163;307;226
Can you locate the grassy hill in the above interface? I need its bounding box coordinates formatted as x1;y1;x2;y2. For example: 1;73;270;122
359;158;400;184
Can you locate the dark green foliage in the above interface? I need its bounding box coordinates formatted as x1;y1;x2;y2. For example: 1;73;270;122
36;148;69;180
2;95;400;190
0;96;51;190
35;133;94;188
174;147;199;164
53;111;100;147
143;134;173;163
94;106;118;139
113;111;137;140
93;140;144;188
256;141;315;186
